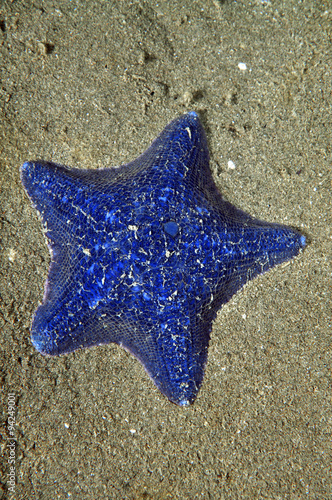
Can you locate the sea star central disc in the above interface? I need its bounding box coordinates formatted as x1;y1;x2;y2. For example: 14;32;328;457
21;112;306;406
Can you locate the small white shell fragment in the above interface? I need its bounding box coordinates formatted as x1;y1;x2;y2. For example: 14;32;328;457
238;62;247;71
227;160;236;170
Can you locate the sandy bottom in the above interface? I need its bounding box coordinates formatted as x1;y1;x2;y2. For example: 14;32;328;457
1;1;331;499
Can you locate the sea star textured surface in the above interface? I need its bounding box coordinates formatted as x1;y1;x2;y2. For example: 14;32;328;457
21;112;306;406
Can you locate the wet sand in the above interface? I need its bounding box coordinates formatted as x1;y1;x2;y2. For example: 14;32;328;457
1;1;331;498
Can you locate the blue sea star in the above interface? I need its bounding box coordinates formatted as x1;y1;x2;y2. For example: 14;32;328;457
21;112;306;406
